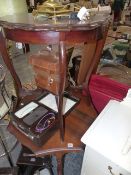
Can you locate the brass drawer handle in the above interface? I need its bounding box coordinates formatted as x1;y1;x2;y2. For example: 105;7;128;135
108;166;123;175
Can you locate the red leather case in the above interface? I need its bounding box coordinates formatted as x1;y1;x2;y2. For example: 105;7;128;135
83;74;131;113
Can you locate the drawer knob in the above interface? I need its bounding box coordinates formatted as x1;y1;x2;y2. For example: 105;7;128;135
108;166;123;175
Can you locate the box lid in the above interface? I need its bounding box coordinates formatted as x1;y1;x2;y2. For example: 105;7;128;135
81;100;131;172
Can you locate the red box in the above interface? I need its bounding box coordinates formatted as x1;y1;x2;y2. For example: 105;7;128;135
83;74;131;113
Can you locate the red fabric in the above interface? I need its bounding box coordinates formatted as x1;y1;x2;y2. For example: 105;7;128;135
84;74;131;113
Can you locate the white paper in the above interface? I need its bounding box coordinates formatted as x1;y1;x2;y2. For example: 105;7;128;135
77;7;90;21
15;102;38;118
39;94;76;114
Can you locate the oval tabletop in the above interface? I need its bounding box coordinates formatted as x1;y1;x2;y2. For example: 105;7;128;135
0;13;110;31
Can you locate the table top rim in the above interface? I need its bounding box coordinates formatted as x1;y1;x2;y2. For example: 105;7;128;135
0;13;110;32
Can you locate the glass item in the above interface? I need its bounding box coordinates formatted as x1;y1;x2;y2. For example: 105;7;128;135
0;0;28;17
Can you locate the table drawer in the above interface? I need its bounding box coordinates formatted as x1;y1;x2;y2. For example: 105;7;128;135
81;146;130;175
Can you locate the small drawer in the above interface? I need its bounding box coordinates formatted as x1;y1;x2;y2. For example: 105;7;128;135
81;146;130;175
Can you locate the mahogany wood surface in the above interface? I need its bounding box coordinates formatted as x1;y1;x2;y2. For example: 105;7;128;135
0;13;109;174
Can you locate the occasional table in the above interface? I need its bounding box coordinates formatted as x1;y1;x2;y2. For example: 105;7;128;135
0;13;110;174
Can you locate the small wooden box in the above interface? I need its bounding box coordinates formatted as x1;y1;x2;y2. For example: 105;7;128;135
29;51;59;95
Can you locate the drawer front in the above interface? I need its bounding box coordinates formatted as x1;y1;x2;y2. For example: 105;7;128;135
81;146;130;175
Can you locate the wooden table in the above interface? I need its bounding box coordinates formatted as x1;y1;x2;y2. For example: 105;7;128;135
0;13;110;174
8;90;96;175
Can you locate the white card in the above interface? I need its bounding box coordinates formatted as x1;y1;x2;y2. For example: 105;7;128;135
15;102;38;118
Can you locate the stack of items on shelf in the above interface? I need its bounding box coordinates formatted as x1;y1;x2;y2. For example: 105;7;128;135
99;25;131;66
